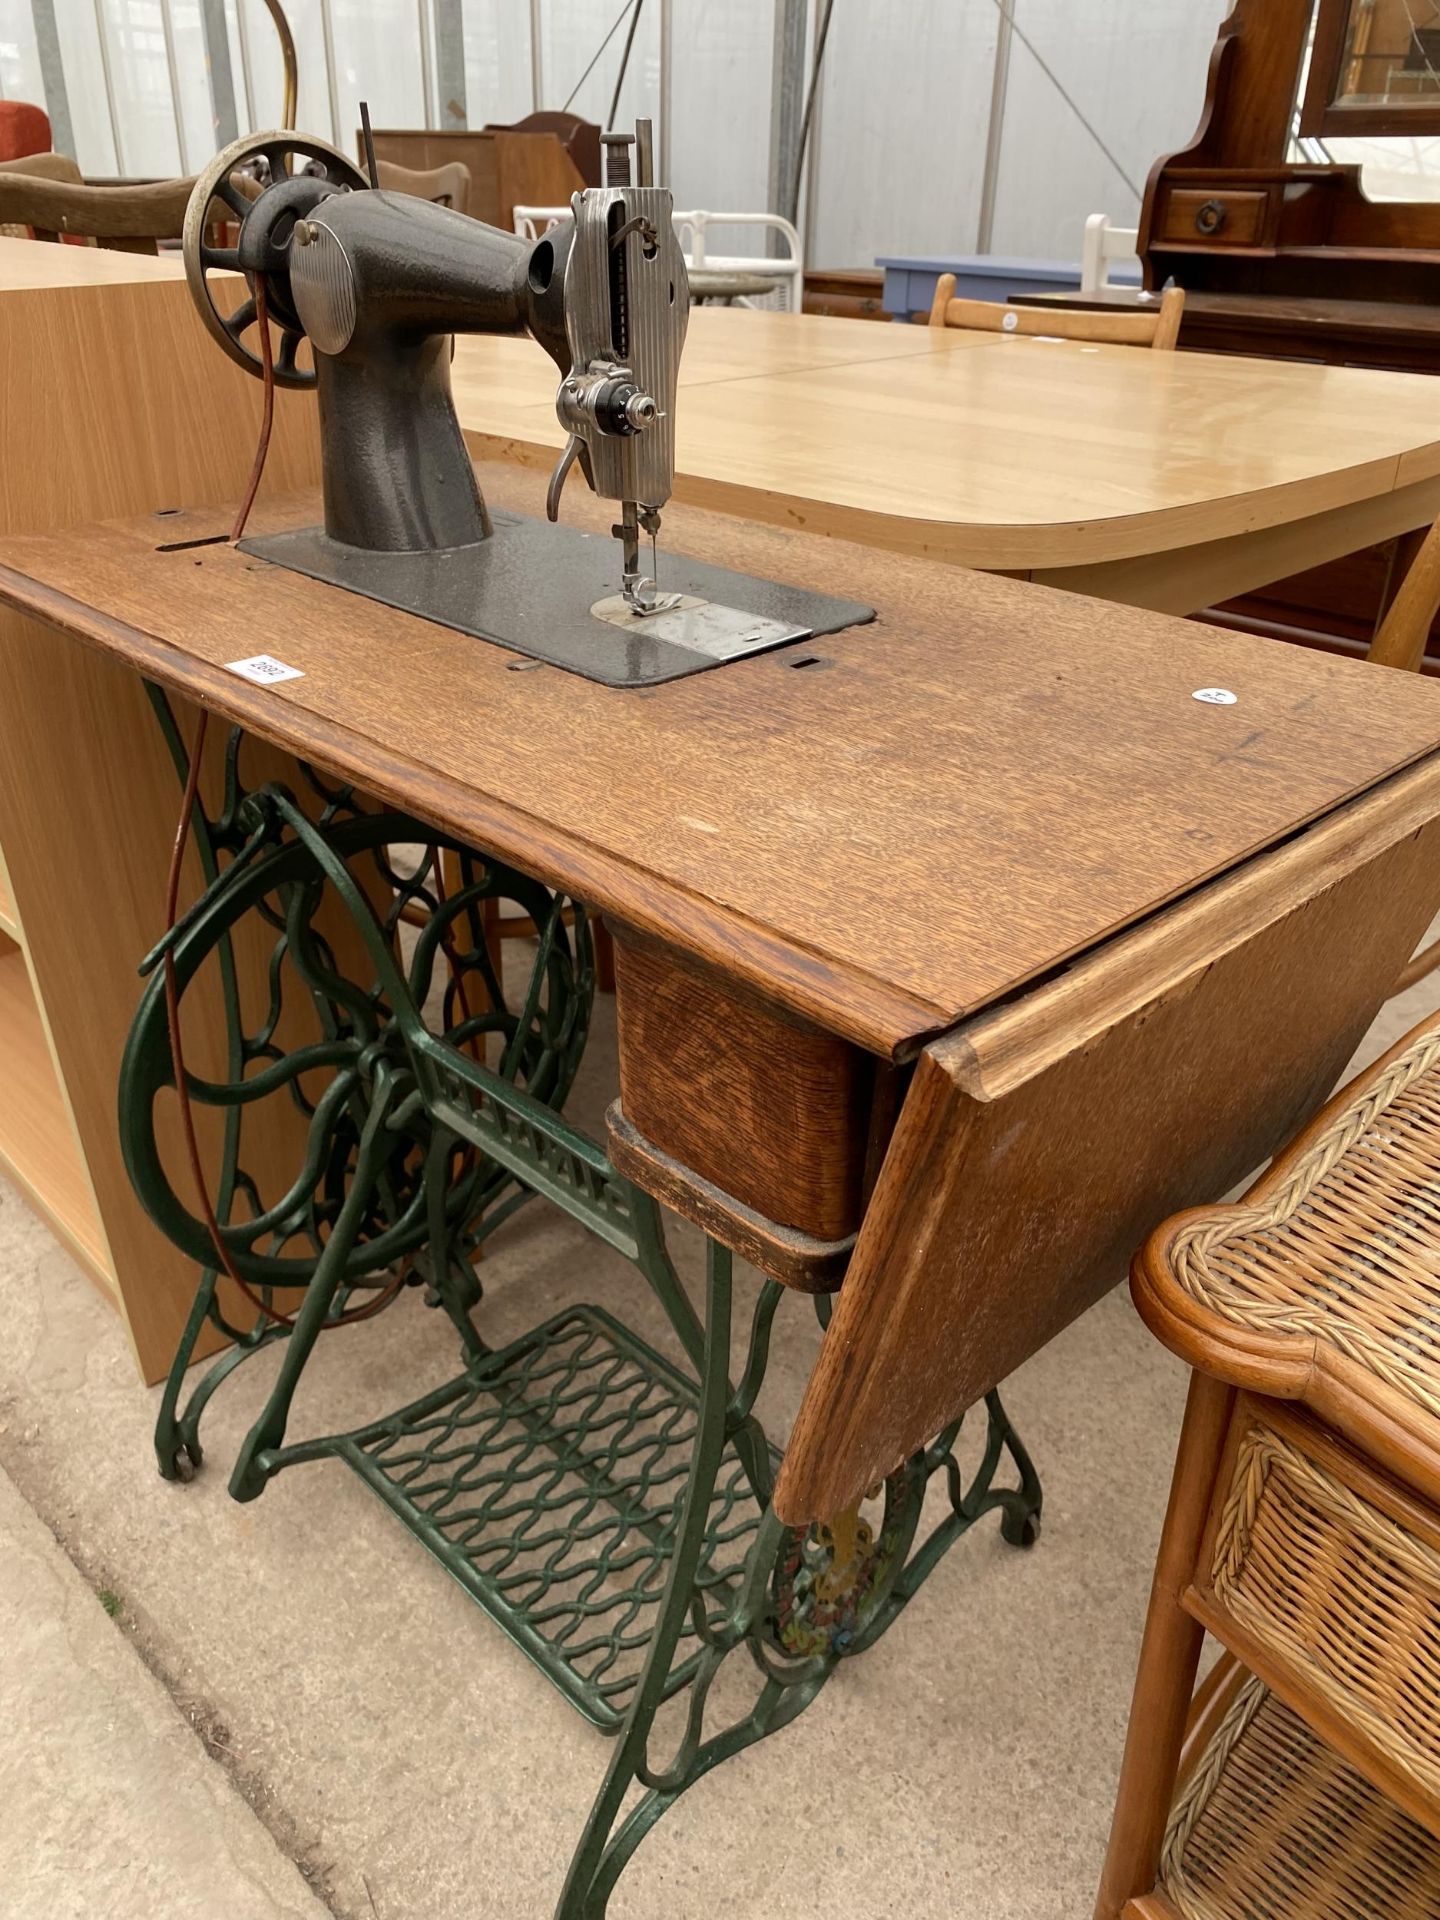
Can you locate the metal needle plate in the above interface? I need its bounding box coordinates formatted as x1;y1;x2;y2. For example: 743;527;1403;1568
241;509;875;687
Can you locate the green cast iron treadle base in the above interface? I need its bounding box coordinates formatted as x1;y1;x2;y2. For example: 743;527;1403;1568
293;1306;773;1732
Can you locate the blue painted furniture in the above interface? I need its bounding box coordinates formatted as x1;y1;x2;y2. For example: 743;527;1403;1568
878;252;1141;322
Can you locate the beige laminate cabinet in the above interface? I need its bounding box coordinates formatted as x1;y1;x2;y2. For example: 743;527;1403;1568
0;237;320;1379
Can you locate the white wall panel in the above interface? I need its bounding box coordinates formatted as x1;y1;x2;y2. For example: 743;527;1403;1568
986;0;1230;261
235;0;330;141
50;0;118;169
809;0;999;267
169;0;218;166
23;0;1260;266
460;0;532;125
328;0;428;150
222;0;248;126
668;0;772;229
1327;135;1440;201
97;0;182;175
0;0;45;105
541;0;659;131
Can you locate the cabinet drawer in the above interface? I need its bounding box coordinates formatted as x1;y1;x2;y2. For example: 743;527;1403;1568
1156;187;1270;246
1197;1407;1440;1806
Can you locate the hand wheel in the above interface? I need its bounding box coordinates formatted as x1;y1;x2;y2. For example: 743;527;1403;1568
182;130;368;389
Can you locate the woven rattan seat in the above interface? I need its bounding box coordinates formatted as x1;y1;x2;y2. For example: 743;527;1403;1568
1161;1679;1440;1920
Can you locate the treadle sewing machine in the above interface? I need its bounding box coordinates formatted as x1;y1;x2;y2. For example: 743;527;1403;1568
181;121;869;682
6;124;1440;1915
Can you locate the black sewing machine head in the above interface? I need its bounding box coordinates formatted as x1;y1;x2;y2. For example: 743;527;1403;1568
181;124;871;687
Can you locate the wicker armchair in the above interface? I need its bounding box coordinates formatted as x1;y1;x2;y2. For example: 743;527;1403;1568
1097;1008;1440;1918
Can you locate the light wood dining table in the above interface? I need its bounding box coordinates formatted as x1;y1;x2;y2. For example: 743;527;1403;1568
454;306;1440;616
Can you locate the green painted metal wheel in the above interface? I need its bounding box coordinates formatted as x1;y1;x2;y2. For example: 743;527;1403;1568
120;803;593;1292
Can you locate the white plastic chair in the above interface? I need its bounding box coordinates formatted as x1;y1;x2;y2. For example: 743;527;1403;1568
1080;213;1140;293
672;211;803;311
512;205;804;312
512;204;571;240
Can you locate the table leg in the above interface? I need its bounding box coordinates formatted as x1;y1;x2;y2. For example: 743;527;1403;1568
119;733;1045;1911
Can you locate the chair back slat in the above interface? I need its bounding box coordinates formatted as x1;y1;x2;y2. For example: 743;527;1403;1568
0;171;194;251
928;275;1184;351
374;158;471;217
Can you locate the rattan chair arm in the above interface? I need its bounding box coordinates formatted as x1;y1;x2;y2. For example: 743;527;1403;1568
1132;1219;1317;1391
1133;1005;1440;1501
1135;1237;1440;1507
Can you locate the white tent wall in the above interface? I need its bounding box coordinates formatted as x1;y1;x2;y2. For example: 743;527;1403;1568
0;0;46;110
805;0;1231;266
45;0;118;172
459;1;532;130
88;0;180;177
808;0;1000;265
0;0;1394;278
668;0;773;250
233;0;332;143
986;0;1232;260
540;0;660;135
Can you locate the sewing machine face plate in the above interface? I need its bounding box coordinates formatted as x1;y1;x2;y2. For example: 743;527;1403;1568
240;510;875;687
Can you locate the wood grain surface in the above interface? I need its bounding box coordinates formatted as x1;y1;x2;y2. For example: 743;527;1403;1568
774;758;1440;1523
0;233;186;289
605;1104;856;1292
5;464;1440;1062
452;306;1440;573
452;303;980;407
0;259;324;1379
0;941;113;1293
612;932;873;1242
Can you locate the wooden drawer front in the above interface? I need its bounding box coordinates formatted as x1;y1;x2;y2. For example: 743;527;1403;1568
1203;1414;1440;1803
612;933;873;1245
1157;187;1269;246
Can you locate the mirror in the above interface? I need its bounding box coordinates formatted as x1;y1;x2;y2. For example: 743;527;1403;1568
1302;0;1440;135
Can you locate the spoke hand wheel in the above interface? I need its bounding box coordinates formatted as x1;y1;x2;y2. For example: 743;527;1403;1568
182;130;368;388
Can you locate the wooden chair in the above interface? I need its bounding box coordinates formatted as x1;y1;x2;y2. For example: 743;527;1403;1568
487;109;601;188
0;151;82;184
0;151;82;239
375;158;471;217
1096;1006;1440;1918
928;275;1185;349
1362;513;1440;992
0;168;193;252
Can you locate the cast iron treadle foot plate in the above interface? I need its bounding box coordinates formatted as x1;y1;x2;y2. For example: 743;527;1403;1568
240;509;875;687
324;1305;772;1730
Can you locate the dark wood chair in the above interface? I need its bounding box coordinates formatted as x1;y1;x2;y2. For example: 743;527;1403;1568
1363;512;1440;993
0;151;82;239
487;110;600;188
1097;1007;1440;1916
0;151;82;184
375;158;471;217
0;168;193;252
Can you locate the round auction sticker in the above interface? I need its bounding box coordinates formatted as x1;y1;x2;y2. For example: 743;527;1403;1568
1192;687;1238;705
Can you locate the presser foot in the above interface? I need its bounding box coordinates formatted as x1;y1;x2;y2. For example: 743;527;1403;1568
614;500;683;616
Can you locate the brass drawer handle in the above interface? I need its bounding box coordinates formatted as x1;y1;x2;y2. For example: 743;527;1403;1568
1194;198;1227;236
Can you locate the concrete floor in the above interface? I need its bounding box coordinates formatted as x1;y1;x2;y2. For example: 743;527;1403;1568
2;965;1437;1920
